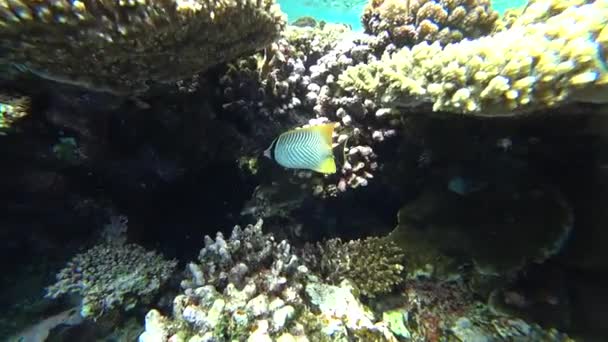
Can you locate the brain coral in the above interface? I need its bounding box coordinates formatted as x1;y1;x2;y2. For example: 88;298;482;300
362;0;498;48
0;0;286;94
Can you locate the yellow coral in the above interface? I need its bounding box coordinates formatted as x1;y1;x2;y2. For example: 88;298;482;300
340;0;608;116
362;0;498;48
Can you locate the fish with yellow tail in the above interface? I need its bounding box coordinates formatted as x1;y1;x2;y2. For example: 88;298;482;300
263;123;337;174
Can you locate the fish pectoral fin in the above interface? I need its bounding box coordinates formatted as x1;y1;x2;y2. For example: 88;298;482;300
313;157;337;174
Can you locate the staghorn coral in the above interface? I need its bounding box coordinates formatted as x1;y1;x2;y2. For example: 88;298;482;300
361;0;498;49
0;92;30;131
45;242;177;319
340;0;608;116
0;0;286;94
303;236;405;298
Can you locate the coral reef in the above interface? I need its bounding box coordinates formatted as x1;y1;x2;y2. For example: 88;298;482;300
181;219;305;292
45;239;177;319
340;0;608;115
0;0;286;94
362;0;498;49
219;25;388;197
138;219;576;341
389;178;574;295
139;220;403;341
303;236;405;298
150;219;311;341
218;23;350;128
0;92;30;131
376;278;574;342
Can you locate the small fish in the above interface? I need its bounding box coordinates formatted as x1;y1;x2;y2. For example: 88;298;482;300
264;123;337;174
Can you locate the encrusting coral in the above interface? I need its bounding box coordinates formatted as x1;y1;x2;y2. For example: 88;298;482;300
362;0;498;49
0;0;286;94
303;236;406;298
339;0;608;116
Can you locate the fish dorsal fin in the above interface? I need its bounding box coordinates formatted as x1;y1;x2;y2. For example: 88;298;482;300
313;156;337;174
299;123;335;147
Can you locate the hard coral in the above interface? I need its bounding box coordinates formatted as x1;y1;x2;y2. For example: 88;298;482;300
341;0;608;116
304;236;406;298
46;243;177;318
362;0;498;49
0;0;286;94
181;219;304;293
142;220;311;341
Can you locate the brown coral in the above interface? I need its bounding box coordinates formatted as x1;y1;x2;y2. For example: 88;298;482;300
303;236;406;298
0;0;286;94
362;0;498;48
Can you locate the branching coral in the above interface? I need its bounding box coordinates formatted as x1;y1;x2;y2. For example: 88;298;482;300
0;0;286;94
142;220;312;341
362;0;498;49
303;236;406;298
141;221;404;341
181;219;305;293
45;242;177;319
0;92;30;131
340;0;608;116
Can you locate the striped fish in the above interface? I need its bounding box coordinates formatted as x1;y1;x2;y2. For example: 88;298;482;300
263;123;337;174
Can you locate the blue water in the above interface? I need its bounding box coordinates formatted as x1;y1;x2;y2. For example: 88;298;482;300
278;0;528;31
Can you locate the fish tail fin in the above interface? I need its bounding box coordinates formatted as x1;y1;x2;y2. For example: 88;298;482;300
314;156;337;174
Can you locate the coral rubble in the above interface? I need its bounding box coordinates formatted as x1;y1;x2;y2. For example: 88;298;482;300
0;0;286;94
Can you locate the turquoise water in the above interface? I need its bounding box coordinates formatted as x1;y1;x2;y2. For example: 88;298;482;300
278;0;528;31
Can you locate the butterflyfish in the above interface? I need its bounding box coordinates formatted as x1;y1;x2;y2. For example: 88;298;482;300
263;123;337;174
